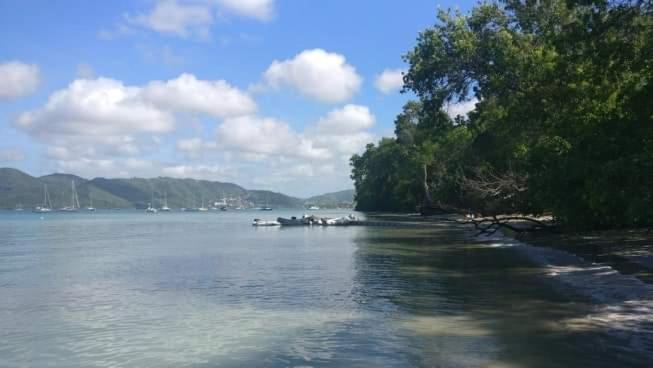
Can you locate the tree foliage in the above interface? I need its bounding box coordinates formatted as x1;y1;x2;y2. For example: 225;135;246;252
351;0;653;229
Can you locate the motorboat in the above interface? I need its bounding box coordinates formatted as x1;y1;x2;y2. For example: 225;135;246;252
277;216;309;226
252;218;280;226
322;214;358;226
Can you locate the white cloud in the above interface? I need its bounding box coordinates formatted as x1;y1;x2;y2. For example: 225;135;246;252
374;68;404;94
128;0;214;39
213;104;374;162
215;0;274;20
123;0;275;39
0;61;40;100
446;98;478;119
260;49;362;103
177;137;204;153
16;74;254;163
311;104;374;135
216;115;328;159
16;78;174;138
143;73;256;118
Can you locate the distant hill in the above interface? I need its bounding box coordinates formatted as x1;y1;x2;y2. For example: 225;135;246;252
305;189;355;208
0;168;304;209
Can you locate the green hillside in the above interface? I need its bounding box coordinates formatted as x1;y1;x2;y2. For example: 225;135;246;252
305;189;355;207
0;168;304;209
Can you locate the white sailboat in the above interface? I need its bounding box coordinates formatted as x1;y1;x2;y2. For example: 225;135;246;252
197;195;209;212
59;180;80;212
145;188;157;213
33;184;53;213
87;195;95;211
160;191;171;212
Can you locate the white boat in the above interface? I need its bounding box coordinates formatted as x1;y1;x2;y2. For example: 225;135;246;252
307;205;320;210
145;186;158;213
59;180;80;212
145;203;158;213
252;218;280;226
322;214;358;226
86;196;95;211
160;191;171;212
33;184;53;213
198;197;209;212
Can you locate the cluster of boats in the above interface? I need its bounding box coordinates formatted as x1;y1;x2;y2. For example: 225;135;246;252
33;182;95;213
253;214;358;227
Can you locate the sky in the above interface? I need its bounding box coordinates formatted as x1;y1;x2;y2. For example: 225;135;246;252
0;0;475;197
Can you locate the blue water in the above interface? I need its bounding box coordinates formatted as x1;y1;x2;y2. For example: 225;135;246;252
0;210;649;367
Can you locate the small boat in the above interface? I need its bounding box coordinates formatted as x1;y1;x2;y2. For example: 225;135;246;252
34;184;53;213
260;207;273;211
307;205;320;210
160;191;171;212
15;203;24;211
252;218;280;226
322;214;358;226
145;202;158;213
277;215;318;226
197;196;209;212
87;196;95;211
59;180;80;212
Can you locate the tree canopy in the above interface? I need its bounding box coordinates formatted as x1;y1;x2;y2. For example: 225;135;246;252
351;0;653;228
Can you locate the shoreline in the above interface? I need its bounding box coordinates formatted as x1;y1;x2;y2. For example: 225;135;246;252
370;212;653;359
481;231;653;359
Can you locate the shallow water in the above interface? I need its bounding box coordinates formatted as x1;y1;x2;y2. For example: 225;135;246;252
0;210;649;367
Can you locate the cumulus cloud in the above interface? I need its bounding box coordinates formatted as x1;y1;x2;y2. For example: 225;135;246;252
16;74;254;161
123;0;275;39
128;0;214;39
259;49;362;103
374;68;404;94
213;104;375;161
216;0;274;20
446;98;478;119
143;73;256;118
311;104;375;135
216;115;328;159
0;61;40;100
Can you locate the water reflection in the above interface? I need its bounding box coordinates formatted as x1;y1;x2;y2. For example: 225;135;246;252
352;224;651;367
0;211;650;367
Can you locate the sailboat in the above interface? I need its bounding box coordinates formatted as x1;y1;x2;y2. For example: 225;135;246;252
59;180;80;212
86;195;95;211
145;188;157;213
33;184;52;213
160;191;171;212
197;195;209;212
15;203;24;211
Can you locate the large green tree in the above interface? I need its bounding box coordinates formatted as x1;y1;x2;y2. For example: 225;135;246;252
352;0;653;228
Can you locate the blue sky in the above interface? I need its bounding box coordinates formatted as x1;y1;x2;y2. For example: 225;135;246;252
0;0;475;197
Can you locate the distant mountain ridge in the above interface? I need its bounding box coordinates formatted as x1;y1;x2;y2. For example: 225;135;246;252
0;168;350;209
305;189;355;207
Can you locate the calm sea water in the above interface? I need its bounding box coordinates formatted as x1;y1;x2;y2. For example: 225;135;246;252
0;210;648;367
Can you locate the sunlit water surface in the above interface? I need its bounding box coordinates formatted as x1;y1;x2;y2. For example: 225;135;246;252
0;210;649;367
